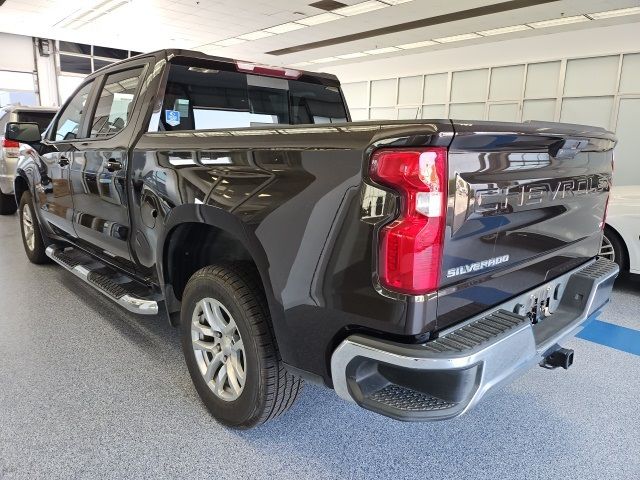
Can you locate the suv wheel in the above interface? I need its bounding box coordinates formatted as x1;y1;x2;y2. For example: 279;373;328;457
0;191;17;215
18;191;49;264
180;264;302;428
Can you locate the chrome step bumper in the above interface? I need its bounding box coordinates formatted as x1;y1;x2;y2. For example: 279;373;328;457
330;258;619;421
46;245;159;315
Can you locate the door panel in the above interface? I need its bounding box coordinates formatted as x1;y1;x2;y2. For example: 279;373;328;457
70;66;145;272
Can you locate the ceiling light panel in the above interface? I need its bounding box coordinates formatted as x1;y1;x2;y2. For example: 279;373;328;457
363;46;400;54
433;33;481;43
311;57;340;63
477;24;531;35
296;12;342;25
213;37;247;47
237;30;274;40
380;0;414;4
336;52;370;59
264;22;307;34
589;7;640;19
528;15;589;28
396;40;438;49
334;0;388;16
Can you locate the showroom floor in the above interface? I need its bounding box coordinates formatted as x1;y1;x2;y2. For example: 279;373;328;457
0;214;638;480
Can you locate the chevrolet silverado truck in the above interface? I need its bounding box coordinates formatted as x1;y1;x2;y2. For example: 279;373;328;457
5;49;618;428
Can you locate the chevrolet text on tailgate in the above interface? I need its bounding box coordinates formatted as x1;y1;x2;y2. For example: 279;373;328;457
5;50;618;428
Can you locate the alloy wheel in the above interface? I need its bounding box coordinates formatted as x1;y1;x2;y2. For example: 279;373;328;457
191;298;246;401
22;205;35;252
599;234;615;262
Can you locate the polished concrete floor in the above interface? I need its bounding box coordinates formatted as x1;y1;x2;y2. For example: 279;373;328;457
1;214;639;480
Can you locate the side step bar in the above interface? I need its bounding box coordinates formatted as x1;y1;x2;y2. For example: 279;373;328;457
46;245;159;315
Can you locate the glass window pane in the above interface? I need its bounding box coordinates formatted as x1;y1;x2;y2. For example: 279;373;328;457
370;107;396;119
90;68;143;137
290;83;347;124
619;53;640;94
58;75;84;103
93;59;114;72
370;79;396;106
350;108;368;121
421;104;445;118
522;99;556;121
613;98;640;186
54;81;93;141
341;81;368;108
560;96;613;129
424;73;447;103
93;46;128;60
398;107;419;119
487;103;519;122
59;54;92;75
450;69;488;103
525;61;560;98
398;76;422;105
0;71;34;90
449;102;485;120
564;56;618;96
59;41;91;55
489;65;524;101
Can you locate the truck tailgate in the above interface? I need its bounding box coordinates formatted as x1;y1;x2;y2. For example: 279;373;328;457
437;120;615;331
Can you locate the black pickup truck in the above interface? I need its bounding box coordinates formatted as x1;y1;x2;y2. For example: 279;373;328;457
6;49;618;428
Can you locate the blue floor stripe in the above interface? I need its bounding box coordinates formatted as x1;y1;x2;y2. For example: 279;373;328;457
576;319;640;356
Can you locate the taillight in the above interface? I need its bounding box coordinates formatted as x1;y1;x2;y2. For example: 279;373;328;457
370;147;448;295
235;61;301;79
2;138;19;157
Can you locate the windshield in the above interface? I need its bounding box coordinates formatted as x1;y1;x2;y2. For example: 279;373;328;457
156;63;347;131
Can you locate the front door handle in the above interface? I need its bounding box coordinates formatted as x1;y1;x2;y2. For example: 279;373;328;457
106;158;123;172
58;156;69;167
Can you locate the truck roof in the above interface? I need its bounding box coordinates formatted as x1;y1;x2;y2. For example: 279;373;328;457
98;48;340;84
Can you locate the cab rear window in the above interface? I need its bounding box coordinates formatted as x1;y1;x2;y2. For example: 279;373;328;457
155;63;347;131
16;111;56;132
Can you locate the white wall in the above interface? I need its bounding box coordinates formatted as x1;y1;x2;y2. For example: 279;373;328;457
0;33;35;73
324;23;640;82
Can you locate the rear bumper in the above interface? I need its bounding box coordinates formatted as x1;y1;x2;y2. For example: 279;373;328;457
330;257;618;421
0;155;18;194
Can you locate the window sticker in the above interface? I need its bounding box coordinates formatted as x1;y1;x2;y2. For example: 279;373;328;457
165;109;180;126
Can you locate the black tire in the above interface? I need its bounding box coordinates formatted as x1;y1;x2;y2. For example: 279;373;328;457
180;263;302;429
0;191;17;215
18;191;50;264
601;227;628;272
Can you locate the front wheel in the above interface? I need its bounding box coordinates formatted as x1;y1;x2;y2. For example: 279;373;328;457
180;264;302;429
18;191;50;264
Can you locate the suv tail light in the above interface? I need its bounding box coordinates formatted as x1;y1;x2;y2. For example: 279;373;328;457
2;138;20;158
370;147;448;295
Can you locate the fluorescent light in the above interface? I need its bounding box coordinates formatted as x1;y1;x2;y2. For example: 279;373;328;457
396;40;438;49
380;0;414;4
528;15;589;28
290;62;313;67
311;57;340;64
237;30;274;40
264;22;307;34
589;7;640;19
433;33;480;43
336;52;370;59
477;24;531;36
213;37;247;47
334;1;388;16
363;46;400;55
297;12;342;25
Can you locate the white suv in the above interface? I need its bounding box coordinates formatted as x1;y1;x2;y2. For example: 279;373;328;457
0;105;57;214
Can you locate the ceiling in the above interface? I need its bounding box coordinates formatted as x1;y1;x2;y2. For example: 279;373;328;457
1;0;639;69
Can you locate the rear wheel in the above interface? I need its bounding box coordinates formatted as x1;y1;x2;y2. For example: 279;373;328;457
600;227;627;272
18;191;49;264
180;263;302;428
0;191;17;215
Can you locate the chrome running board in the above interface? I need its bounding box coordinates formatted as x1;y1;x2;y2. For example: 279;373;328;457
46;245;159;315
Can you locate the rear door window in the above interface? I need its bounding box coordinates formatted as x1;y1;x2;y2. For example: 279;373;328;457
89;67;144;138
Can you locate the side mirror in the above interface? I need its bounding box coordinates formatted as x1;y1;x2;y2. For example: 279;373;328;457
4;122;42;145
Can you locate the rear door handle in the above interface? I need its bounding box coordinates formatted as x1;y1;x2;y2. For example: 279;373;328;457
106;158;123;172
58;156;69;167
